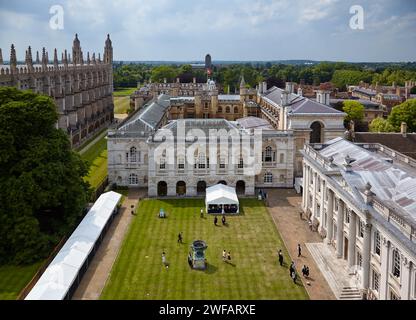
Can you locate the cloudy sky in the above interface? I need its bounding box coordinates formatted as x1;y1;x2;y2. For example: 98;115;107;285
0;0;415;62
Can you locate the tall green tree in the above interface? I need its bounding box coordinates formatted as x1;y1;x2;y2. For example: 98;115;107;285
387;99;416;132
151;65;178;83
369;118;395;132
0;87;90;264
342;100;365;123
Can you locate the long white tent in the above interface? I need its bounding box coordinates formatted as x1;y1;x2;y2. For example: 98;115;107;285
25;191;122;300
205;184;239;214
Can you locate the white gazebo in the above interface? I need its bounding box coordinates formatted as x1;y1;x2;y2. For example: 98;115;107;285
205;184;239;215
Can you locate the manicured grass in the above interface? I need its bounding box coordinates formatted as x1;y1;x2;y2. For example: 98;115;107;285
101;199;309;300
80;134;108;190
114;96;131;114
0;262;42;300
113;87;137;97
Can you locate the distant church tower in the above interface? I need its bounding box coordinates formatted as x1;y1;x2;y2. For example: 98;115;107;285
205;54;212;70
104;34;113;64
72;34;82;65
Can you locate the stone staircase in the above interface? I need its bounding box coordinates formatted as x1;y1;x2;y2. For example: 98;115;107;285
306;243;363;300
339;287;362;300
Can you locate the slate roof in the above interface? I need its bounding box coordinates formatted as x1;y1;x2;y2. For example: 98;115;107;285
119;94;170;133
236;117;274;130
263;87;344;116
318;138;416;224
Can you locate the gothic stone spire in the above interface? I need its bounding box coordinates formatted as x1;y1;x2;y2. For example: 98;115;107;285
10;44;17;67
54;48;59;68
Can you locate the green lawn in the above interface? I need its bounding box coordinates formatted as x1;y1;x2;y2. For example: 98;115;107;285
114;96;131;114
80;134;108;190
101;199;309;300
0;262;42;300
113;87;137;97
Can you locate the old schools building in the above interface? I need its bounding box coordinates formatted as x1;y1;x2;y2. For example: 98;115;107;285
108;80;345;196
302;138;416;300
0;34;114;147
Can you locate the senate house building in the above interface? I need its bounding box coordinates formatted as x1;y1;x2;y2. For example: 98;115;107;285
108;79;346;196
302;138;416;300
0;34;115;147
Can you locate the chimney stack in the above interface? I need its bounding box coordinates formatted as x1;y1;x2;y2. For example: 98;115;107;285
297;87;303;97
281;90;290;106
316;90;331;106
193;77;196;84
285;82;294;94
401;122;407;138
0;48;3;65
262;81;267;94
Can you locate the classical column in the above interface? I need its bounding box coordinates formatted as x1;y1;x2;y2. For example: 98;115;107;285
304;166;311;213
336;199;345;258
302;164;307;209
348;210;357;268
325;189;334;245
319;179;326;231
379;238;391;300
400;260;413;300
361;221;372;290
312;172;318;219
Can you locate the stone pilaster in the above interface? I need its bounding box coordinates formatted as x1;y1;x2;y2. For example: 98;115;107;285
379;238;390;300
348;210;357;268
362;221;372;290
325;189;334;245
336;199;344;258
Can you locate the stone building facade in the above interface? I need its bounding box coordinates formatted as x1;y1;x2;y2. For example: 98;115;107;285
302;138;416;300
257;82;346;177
108;79;345;197
0;34;114;147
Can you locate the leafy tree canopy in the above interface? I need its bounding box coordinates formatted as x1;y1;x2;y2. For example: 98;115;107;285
342;100;365;122
387;99;416;132
0;87;90;264
369;117;395;133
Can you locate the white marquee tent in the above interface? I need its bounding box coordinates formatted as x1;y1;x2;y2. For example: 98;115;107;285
205;184;239;214
25;191;122;300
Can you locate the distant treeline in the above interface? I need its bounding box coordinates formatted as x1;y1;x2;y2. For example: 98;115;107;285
113;61;416;92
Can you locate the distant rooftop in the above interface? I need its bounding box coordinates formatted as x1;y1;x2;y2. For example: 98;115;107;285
264;87;344;115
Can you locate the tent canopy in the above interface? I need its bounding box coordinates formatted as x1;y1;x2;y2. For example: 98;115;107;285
25;191;122;300
205;184;239;212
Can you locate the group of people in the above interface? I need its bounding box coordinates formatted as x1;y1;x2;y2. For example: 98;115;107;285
277;244;311;285
214;215;227;226
222;250;232;263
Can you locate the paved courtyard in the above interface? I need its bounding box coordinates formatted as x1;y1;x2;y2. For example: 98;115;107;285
73;188;146;300
266;189;336;300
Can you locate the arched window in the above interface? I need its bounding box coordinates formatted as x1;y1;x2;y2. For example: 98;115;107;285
130;147;137;163
264;172;273;184
218;106;223;113
129;173;138;185
264;146;275;162
226;106;231;113
234;106;239;114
